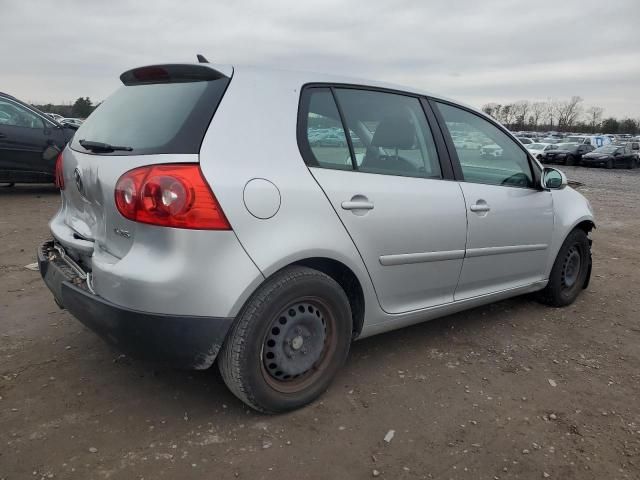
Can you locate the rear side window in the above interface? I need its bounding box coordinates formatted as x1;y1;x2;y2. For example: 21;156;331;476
303;88;352;170
299;86;442;179
71;78;229;155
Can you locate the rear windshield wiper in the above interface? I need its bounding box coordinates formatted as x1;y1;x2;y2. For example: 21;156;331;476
79;139;133;153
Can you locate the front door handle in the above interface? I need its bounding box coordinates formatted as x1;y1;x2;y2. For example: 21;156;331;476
470;200;491;213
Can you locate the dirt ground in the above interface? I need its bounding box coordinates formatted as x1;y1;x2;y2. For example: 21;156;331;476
1;166;639;480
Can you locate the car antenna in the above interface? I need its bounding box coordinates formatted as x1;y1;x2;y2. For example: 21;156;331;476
196;54;209;63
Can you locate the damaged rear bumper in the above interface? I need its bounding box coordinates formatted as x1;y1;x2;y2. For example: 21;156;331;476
38;240;233;369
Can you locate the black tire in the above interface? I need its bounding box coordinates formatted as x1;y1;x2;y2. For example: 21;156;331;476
606;158;614;169
633;158;638;169
218;266;352;413
537;229;591;307
626;157;634;169
565;155;575;166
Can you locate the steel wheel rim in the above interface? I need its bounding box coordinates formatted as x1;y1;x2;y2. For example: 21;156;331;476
260;297;337;393
562;246;581;289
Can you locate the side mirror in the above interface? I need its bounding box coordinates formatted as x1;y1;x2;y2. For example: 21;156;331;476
542;167;567;190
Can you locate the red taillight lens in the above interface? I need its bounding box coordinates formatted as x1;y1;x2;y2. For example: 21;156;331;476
54;151;64;189
114;164;231;230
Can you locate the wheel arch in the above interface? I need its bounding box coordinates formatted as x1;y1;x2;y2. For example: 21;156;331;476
289;257;365;338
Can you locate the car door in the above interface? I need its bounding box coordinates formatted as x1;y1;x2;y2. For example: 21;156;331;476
299;87;467;314
0;98;52;180
432;101;554;300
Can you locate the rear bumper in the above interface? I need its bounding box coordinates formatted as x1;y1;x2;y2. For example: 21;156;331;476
38;240;233;369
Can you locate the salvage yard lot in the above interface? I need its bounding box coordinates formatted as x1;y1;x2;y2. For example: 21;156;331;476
1;167;639;480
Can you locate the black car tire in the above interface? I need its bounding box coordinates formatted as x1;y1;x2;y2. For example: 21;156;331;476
626;157;635;169
218;266;352;413
606;158;614;169
536;229;591;308
565;155;575;166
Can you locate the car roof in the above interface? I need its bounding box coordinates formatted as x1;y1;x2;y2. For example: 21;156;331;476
173;62;493;121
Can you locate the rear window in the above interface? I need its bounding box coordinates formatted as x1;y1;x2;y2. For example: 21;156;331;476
71;78;229;155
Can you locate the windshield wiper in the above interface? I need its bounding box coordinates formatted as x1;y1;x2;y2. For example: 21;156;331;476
79;139;133;153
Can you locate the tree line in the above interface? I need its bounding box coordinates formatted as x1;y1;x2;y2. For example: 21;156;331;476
33;97;98;119
481;97;639;134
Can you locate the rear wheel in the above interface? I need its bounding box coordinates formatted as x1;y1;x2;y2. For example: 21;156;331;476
627;157;635;169
537;229;591;307
606;158;614;169
218;266;352;413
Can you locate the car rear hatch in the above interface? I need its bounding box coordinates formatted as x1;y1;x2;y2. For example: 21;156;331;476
52;63;232;266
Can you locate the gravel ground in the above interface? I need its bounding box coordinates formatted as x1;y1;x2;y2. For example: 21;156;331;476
1;166;639;480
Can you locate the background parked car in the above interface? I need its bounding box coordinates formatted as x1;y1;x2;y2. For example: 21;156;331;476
46;113;64;122
564;135;611;148
58;118;84;129
544;143;595;166
525;142;556;161
0;92;75;185
581;144;637;169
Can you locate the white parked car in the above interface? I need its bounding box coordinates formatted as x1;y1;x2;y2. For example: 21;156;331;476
526;143;556;161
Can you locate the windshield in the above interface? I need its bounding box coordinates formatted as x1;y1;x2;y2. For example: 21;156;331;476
556;143;576;150
594;146;618;154
71;77;229;155
526;143;544;150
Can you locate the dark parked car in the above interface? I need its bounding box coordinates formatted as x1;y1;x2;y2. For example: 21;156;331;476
581;144;637;169
544;143;594;166
0;92;75;185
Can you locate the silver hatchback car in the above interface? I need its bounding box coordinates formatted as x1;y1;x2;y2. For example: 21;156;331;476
39;61;594;413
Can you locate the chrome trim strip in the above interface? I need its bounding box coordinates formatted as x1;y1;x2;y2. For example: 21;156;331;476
380;249;465;266
466;244;548;258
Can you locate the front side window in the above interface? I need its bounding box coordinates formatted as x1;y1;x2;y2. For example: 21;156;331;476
0;100;44;129
436;102;534;188
334;89;441;178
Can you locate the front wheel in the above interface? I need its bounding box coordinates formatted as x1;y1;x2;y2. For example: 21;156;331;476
565;155;575;166
537;229;591;307
606;158;614;169
218;266;352;413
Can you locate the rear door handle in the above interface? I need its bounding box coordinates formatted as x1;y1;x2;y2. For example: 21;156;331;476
0;133;6;139
341;200;374;210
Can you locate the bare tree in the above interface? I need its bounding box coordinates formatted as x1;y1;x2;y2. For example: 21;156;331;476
512;100;530;129
482;103;501;120
555;96;583;130
500;104;517;127
544;100;557;129
530;101;546;128
584;106;604;133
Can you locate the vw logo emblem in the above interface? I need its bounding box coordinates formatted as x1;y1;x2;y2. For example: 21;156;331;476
73;168;85;197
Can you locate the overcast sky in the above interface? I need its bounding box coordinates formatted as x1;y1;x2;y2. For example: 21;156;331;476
3;0;639;118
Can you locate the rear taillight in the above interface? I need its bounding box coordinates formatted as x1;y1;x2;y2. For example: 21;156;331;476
54;151;64;190
114;164;231;230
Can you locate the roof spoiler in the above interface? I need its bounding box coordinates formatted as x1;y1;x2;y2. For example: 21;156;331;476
120;64;228;86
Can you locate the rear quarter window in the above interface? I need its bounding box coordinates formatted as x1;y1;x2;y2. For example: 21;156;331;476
71;77;229;155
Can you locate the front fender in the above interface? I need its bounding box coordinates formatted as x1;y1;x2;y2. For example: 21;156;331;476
544;186;595;278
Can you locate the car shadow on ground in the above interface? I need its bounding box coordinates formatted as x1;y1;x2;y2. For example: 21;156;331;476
0;183;58;196
95;294;542;417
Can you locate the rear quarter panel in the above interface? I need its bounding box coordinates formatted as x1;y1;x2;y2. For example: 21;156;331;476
198;67;382;324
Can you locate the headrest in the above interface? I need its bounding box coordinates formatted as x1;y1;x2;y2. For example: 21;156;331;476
371;115;415;149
